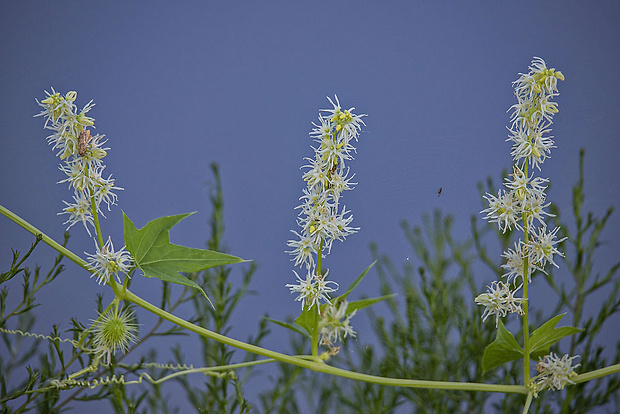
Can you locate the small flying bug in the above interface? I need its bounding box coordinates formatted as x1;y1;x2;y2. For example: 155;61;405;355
437;187;443;197
78;129;92;157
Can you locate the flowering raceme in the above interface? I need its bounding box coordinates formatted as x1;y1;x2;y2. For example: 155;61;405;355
477;58;566;320
36;89;132;285
476;58;580;394
286;96;366;316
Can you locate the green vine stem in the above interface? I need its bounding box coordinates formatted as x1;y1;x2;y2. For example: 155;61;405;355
574;364;620;384
116;282;525;393
0;204;89;273
5;203;619;396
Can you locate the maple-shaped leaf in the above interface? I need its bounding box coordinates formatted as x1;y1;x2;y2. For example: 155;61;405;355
530;313;582;358
123;212;245;306
482;320;524;372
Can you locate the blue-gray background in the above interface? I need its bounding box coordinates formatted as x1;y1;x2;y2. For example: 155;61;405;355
1;1;619;412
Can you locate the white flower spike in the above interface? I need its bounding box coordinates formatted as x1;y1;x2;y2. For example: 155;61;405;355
36;88;123;236
286;96;365;311
477;58;565;327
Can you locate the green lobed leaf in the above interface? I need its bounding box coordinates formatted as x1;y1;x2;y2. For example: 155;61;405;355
294;306;319;338
123;212;245;304
345;294;396;315
340;261;377;301
264;317;309;338
482;320;524;372
530;313;583;358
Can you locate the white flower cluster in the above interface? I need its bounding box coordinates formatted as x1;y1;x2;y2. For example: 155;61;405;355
286;96;366;312
508;57;564;171
476;58;566;324
532;353;580;395
474;281;525;327
36;88;122;236
85;237;134;285
36;89;132;285
319;300;357;346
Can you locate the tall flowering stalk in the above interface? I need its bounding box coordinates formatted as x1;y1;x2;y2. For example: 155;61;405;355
33;89;138;367
35;89;132;286
476;58;580;397
286;96;366;355
286;96;366;306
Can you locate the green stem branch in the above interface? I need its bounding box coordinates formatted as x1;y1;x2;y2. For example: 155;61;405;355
117;280;531;394
89;192;104;249
0;205;89;273
574;364;620;384
522;158;531;385
521;392;534;414
0;203;548;395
